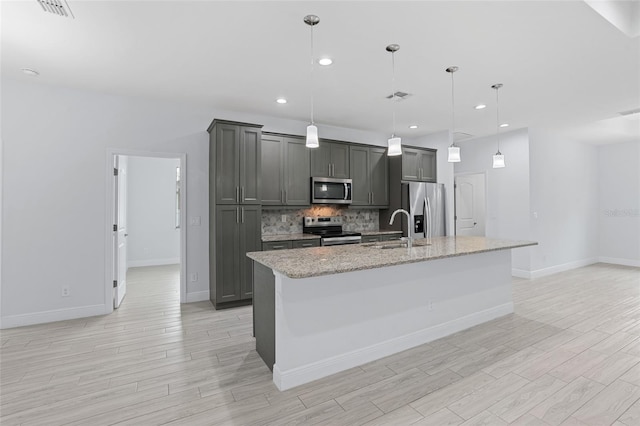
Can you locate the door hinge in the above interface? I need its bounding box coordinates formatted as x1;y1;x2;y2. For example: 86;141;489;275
113;224;117;232
113;280;117;288
114;168;118;176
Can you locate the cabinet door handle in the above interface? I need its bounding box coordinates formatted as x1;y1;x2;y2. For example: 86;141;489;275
371;192;374;205
328;163;331;176
241;207;245;223
272;245;285;249
236;207;240;223
241;186;245;201
236;186;240;203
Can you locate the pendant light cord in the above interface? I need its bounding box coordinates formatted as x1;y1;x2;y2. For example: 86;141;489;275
495;86;500;153
391;51;396;137
450;71;455;146
310;24;315;125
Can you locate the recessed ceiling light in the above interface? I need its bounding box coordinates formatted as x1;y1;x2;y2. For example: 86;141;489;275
409;125;418;129
318;58;333;66
21;68;39;76
474;104;486;110
500;123;509;128
276;98;287;104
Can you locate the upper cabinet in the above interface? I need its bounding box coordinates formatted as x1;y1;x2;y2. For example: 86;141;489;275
350;146;389;207
400;147;437;182
209;120;263;204
261;134;310;207
310;141;350;178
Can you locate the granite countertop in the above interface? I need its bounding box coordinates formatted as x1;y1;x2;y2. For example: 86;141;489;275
247;236;537;279
360;230;403;236
262;234;321;242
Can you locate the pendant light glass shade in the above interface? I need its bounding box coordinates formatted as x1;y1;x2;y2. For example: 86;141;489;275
388;136;402;156
386;44;401;156
306;124;319;148
304;15;320;148
491;83;506;168
446;66;461;163
448;145;461;162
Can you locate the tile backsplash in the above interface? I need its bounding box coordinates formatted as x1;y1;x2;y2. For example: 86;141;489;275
262;206;379;235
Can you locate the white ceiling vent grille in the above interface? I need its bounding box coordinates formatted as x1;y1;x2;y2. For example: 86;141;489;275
37;0;74;18
386;91;412;101
619;107;640;117
453;132;473;142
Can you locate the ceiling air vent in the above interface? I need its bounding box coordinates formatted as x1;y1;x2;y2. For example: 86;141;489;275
453;132;473;142
619;107;640;117
36;0;74;18
386;91;412;101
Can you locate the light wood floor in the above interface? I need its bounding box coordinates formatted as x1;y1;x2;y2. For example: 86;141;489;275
1;263;639;425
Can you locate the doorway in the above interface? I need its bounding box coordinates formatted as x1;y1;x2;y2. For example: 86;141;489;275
455;172;486;236
106;150;186;313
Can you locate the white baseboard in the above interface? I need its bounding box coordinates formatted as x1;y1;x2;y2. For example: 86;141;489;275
598;257;640;268
511;268;531;279
127;258;180;268
273;302;513;391
185;291;209;303
529;257;598;279
0;304;108;329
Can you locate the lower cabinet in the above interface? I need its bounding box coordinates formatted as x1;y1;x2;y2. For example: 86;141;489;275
360;233;403;243
212;205;261;307
262;239;320;251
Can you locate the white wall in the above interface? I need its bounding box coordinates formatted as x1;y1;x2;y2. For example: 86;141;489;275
454;129;532;273
126;156;181;267
0;78;392;328
597;141;640;266
528;128;599;277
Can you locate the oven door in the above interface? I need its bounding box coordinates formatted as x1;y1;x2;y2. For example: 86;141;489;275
321;235;362;246
311;177;352;204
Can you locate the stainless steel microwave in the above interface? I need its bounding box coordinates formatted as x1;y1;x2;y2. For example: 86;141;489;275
311;177;353;204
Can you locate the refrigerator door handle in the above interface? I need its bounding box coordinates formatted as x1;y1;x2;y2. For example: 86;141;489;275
426;197;432;239
423;198;428;238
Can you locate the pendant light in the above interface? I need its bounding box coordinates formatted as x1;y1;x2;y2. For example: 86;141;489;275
386;44;402;156
304;15;320;148
446;66;461;162
491;83;506;168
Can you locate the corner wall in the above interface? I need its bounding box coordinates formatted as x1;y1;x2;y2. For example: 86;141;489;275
597;141;640;266
528;128;599;277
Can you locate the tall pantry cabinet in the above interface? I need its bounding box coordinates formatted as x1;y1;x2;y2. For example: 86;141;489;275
207;119;262;309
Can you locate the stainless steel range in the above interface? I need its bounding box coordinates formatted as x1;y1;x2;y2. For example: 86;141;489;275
303;216;362;246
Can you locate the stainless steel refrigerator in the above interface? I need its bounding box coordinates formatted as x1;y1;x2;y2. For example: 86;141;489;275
381;182;446;238
407;182;446;238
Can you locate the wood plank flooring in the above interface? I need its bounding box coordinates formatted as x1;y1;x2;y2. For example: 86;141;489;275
1;262;639;425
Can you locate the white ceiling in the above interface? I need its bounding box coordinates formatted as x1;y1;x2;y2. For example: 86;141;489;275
2;0;639;143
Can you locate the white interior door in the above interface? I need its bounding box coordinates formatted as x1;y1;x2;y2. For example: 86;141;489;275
455;173;486;236
114;155;128;308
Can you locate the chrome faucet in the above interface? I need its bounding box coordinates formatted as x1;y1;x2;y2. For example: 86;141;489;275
389;209;412;249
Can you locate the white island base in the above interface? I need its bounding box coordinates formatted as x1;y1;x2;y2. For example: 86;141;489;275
265;249;513;391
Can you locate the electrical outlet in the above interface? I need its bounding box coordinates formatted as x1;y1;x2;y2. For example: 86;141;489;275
190;273;198;282
190;216;201;226
61;286;70;297
281;215;287;222
365;212;370;220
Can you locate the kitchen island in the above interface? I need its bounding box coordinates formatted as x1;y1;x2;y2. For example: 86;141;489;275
247;236;536;391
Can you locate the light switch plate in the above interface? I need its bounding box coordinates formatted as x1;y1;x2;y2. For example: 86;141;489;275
190;216;201;226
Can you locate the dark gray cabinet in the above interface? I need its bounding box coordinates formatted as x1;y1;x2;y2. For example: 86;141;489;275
349;146;389;207
208;119;263;309
261;134;310;206
401;147;437;182
214;205;261;304
311;141;349;178
361;235;382;243
262;239;320;251
211;121;262;205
